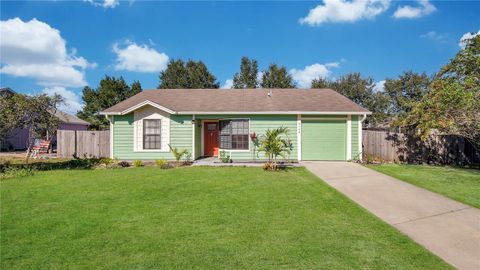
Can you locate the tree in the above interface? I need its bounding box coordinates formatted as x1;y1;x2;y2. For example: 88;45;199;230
260;64;295;88
401;35;480;148
312;73;390;126
257;127;293;170
0;93;63;158
310;77;330;88
232;57;259;89
384;71;430;115
77;76;141;130
158;59;219;89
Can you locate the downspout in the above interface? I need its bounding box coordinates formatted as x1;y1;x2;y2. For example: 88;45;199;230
105;115;114;159
360;113;367;123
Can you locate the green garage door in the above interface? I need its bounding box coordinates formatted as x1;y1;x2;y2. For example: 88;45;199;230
301;120;347;160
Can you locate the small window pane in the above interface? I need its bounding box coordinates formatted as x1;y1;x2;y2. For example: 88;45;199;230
143;120;161;149
207;123;217;131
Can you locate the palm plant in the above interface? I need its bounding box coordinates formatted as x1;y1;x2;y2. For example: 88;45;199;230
168;144;188;166
257;127;292;170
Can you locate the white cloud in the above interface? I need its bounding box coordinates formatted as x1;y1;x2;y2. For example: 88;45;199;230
113;42;169;73
393;0;436;19
0;18;94;87
42;87;83;114
373;80;385;93
289;62;340;88
420;31;448;42
221;79;234;89
85;0;119;8
459;30;480;49
299;0;390;26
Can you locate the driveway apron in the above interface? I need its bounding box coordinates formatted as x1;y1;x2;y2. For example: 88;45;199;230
304;161;480;270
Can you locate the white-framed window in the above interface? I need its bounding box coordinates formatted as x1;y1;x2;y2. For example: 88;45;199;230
219;119;249;150
133;105;170;152
143;119;161;149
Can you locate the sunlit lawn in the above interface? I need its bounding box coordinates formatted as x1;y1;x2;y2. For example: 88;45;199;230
1;167;450;269
367;164;480;208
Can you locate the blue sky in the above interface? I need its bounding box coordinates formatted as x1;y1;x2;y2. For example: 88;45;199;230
1;0;479;114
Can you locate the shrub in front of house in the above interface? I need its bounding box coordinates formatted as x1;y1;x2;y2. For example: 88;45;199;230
0;167;34;180
155;159;170;169
118;161;130;167
133;160;143;167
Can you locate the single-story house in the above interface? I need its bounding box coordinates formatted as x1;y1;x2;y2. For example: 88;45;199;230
100;89;371;161
0;87;90;151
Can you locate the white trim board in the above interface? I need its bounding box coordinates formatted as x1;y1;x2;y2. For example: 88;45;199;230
297;114;302;161
346;115;352;160
101;106;372;116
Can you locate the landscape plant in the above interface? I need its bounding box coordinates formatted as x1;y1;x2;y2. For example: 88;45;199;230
168;144;189;166
133;160;143;167
155;159;170;169
257;127;292;170
219;150;231;163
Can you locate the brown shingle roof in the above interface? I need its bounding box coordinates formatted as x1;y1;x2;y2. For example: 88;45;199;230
101;88;370;115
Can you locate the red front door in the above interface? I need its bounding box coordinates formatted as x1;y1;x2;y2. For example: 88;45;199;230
204;122;219;156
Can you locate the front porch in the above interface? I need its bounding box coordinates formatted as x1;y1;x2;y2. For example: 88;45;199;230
191;115;299;162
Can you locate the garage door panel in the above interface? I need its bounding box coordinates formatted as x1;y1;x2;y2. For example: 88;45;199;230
302;120;346;160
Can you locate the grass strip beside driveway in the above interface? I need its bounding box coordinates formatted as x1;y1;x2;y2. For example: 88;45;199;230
367;164;480;208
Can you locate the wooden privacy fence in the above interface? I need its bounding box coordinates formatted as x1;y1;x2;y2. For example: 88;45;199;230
362;130;479;165
57;130;110;158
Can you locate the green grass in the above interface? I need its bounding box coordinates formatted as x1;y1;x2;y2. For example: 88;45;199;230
1;167;451;269
367;164;480;208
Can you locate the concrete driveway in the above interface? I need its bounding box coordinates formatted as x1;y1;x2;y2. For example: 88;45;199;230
304;161;480;270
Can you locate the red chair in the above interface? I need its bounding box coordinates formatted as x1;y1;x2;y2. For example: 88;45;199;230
28;139;51;158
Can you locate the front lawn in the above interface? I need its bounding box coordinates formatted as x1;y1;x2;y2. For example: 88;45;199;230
367;164;480;208
1;167;450;269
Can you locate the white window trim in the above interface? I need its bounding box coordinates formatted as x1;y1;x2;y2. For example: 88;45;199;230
133;106;171;153
347;115;352;160
297;114;302;161
218;118;251;153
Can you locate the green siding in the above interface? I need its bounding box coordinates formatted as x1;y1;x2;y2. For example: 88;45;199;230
112;114;192;160
301;120;346;161
196;115;298;161
351;115;359;159
112;111;362;161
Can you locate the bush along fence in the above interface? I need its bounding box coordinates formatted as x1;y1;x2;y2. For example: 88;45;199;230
57;130;110;158
362;130;479;166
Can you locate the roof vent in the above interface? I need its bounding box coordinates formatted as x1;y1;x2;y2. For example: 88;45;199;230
267;90;272;97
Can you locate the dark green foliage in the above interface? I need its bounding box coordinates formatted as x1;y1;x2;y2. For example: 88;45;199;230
260;64;295;88
401;35;480;148
0;156;102;175
312;73;390;126
438;33;480;81
118;161;130;168
158;59;219;89
77;76;142;130
384;71;431;115
233;57;259;89
310;77;330;88
0;93;63;152
0;167;34;180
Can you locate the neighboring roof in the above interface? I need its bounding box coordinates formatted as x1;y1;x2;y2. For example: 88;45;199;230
101;88;371;115
53;110;90;125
